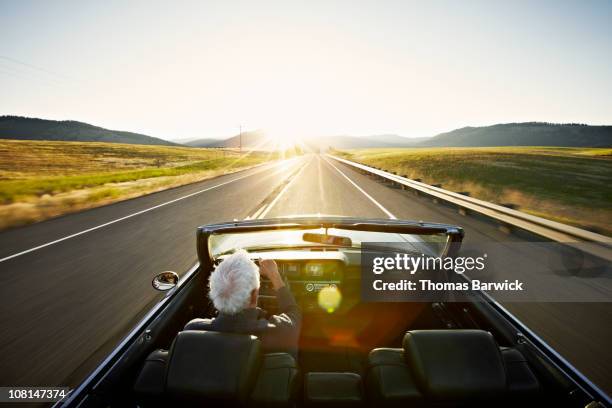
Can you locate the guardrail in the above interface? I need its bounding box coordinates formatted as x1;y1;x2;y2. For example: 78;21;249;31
327;154;612;260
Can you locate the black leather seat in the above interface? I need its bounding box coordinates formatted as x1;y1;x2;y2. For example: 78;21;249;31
366;330;539;407
251;352;300;407
134;330;299;407
166;330;262;405
500;347;540;397
133;349;169;407
403;329;507;402
305;372;364;408
365;348;422;407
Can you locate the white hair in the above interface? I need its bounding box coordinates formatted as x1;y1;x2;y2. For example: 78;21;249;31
209;249;260;314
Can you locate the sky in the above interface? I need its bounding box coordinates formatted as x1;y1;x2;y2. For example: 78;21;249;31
1;0;611;141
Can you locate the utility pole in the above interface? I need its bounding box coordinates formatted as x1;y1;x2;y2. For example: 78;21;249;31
239;125;242;153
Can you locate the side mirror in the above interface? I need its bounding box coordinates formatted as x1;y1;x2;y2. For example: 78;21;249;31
152;271;179;291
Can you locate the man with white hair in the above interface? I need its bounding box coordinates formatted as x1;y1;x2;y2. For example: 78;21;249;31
184;250;301;355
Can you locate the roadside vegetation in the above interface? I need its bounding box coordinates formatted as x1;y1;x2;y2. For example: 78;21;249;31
0;140;294;230
334;147;612;235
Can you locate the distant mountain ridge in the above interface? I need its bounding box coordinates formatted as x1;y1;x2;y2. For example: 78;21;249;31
184;138;223;147
318;135;381;149
419;122;612;147
0;116;179;146
364;134;430;146
187;132;426;150
2;117;609;149
307;134;425;150
187;131;269;148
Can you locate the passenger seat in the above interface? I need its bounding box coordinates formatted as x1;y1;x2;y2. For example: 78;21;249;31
366;330;539;407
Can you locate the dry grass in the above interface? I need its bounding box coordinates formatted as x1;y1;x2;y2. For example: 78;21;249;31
334;147;612;236
0;140;291;230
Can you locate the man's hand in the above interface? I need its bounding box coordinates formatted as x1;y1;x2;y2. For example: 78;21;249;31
259;259;285;290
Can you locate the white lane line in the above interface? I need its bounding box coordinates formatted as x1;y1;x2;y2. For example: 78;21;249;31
0;160;296;263
245;204;266;220
257;156;312;219
323;156;397;220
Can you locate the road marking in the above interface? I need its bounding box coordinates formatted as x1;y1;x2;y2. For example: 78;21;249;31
245;157;312;220
245;202;267;220
323;156;397;219
254;156;312;219
0;159;298;263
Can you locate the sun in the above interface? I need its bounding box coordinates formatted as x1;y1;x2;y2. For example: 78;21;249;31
263;126;303;151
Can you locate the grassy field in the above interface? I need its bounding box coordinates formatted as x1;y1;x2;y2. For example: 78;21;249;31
334;147;612;235
0;140;290;230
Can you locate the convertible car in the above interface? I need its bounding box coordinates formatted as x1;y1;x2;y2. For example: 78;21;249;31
55;217;608;407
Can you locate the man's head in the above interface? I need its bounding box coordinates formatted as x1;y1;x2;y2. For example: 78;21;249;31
209;249;260;314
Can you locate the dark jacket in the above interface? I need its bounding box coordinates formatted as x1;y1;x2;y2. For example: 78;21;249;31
184;286;301;356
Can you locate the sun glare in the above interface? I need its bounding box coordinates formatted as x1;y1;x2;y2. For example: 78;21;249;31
265;127;301;150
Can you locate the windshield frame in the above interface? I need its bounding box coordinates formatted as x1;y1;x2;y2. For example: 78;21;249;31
197;216;464;271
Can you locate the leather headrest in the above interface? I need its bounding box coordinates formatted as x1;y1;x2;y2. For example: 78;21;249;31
166;330;262;405
403;330;506;400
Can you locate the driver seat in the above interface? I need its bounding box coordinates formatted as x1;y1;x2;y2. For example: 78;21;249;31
134;330;300;407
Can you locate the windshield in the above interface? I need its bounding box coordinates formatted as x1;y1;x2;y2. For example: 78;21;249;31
209;227;450;257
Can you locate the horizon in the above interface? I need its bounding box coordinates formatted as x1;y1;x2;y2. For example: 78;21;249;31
1;1;611;141
2;114;610;143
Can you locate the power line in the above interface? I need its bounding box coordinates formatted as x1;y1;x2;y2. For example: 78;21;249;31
0;55;76;83
0;63;65;87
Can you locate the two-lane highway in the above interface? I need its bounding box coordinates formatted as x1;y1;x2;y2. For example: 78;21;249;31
0;157;305;386
0;153;610;397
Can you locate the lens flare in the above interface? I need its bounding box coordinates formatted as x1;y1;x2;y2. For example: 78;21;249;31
317;285;342;313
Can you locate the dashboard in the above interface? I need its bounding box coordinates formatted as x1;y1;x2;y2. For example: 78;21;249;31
254;251;353;314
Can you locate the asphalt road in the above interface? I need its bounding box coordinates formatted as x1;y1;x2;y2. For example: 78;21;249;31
0;153;610;396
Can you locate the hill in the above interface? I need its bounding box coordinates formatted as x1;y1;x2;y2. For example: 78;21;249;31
0;116;179;146
421;122;612;147
307;134;424;150
362;134;429;146
199;130;291;150
189;132;424;150
184;138;223;147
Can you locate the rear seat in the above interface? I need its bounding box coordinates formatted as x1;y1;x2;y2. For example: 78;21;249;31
500;346;540;397
365;348;421;406
251;352;301;407
134;330;299;407
366;330;539;407
305;372;365;408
